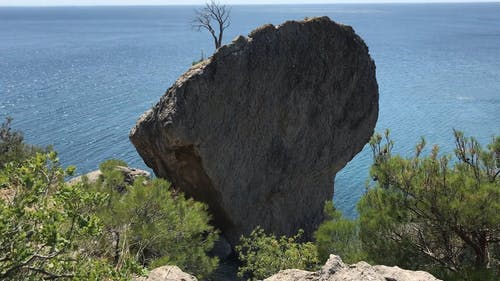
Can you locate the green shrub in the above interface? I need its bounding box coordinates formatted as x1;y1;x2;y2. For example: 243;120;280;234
314;201;367;264
358;130;499;280
0;116;49;168
99;158;127;174
86;160;219;279
0;122;219;279
0;152;138;280
236;227;320;280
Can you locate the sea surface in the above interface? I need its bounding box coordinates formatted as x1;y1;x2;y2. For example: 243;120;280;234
1;3;499;217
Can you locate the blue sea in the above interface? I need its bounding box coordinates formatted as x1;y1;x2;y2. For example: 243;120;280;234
1;3;499;217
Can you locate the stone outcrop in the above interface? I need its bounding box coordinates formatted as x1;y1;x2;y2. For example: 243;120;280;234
134;266;197;281
130;16;378;245
68;166;150;187
264;255;441;281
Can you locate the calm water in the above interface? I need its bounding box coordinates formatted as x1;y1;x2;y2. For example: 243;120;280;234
1;4;499;217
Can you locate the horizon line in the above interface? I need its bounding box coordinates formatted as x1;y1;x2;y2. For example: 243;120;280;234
2;1;500;8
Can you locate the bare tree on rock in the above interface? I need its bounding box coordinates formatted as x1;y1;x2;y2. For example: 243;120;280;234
192;1;231;50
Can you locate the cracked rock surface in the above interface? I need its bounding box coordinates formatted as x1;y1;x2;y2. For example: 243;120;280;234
130;16;378;245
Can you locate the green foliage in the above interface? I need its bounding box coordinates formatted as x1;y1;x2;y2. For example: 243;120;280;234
236;227;320;280
0;117;48;168
314;201;367;264
0;122;219;279
0;152;137;280
86;159;219;279
96;159;128;194
99;158;127;174
358;130;500;280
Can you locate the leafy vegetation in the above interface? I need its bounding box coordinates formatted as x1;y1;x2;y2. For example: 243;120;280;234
236;227;319;280
314;201;366;264
358;130;499;280
0;119;219;280
85;159;220;279
3;116;499;281
0;117;49;168
0;151;137;280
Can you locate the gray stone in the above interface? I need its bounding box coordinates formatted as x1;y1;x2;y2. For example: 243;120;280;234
130;16;378;245
68;166;150;190
134;266;197;281
264;255;442;281
319;254;346;278
264;269;317;281
373;265;441;281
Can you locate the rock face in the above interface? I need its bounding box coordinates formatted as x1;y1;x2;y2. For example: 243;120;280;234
264;255;442;281
130;16;378;245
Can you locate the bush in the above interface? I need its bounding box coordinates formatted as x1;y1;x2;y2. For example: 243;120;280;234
314;201;366;264
0;116;49;168
0;120;220;279
236;227;320;280
86;159;219;279
0;152;137;280
358;130;499;280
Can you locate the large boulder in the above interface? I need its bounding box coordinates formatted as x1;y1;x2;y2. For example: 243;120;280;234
130;16;378;245
264;255;441;281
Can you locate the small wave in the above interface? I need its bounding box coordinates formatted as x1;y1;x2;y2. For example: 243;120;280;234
456;96;474;101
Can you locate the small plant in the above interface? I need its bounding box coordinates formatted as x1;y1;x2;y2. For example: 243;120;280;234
236;227;320;280
0;116;49;167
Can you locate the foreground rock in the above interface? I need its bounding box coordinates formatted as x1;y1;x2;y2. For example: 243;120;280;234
265;255;441;281
134;266;197;281
130;16;378;245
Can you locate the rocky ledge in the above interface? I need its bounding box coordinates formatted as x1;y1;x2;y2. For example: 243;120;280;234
265;255;441;281
139;255;441;281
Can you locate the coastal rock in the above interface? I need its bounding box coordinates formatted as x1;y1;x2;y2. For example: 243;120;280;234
372;265;442;281
68;166;150;187
264;255;441;281
134;266;197;281
264;269;316;281
130;17;378;245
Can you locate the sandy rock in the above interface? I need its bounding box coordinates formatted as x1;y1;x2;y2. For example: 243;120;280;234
135;266;197;281
264;255;442;281
264;269;317;281
373;265;441;281
319;254;346;279
327;261;385;281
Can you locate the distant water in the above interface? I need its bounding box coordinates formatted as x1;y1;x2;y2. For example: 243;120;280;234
1;4;499;217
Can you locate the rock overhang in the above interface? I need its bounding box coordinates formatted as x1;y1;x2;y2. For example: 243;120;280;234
130;16;378;246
